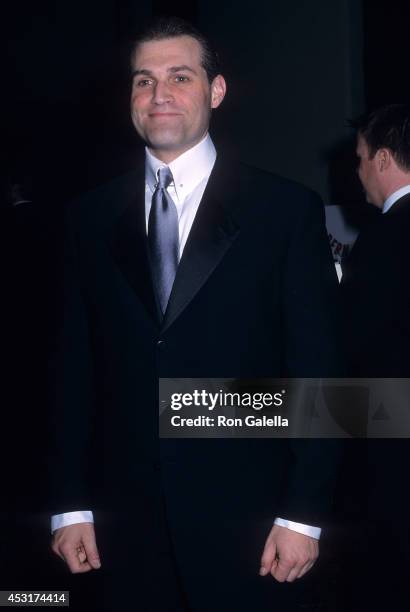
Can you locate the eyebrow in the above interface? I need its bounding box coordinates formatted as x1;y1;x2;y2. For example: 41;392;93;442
132;65;198;78
169;65;198;75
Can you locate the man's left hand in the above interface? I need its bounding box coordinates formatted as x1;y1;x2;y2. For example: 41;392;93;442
259;524;319;582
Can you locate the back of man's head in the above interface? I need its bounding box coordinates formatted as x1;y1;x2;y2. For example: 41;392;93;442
351;104;410;172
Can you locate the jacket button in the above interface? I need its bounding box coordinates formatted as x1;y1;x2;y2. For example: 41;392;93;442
157;339;164;346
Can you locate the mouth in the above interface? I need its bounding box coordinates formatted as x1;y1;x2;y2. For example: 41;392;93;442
148;112;182;118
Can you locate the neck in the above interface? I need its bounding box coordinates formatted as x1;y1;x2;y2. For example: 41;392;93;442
149;150;186;164
148;133;209;164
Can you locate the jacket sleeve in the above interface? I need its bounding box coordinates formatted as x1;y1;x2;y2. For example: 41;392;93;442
48;202;96;514
278;191;346;525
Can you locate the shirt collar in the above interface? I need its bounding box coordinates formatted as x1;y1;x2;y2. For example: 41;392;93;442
145;133;216;201
383;184;410;213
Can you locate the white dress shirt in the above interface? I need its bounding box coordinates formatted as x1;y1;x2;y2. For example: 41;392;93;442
52;134;321;540
145;133;216;255
382;184;410;214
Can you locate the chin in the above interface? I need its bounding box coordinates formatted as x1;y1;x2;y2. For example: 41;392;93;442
146;129;185;149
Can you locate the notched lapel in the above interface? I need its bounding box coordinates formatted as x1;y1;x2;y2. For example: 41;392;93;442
107;178;160;326
162;164;240;332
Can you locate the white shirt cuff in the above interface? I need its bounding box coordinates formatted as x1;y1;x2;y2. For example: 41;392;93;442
274;517;321;539
51;510;94;534
50;511;320;539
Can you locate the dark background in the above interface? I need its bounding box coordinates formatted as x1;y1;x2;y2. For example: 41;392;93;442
3;0;410;206
0;0;364;202
2;1;410;610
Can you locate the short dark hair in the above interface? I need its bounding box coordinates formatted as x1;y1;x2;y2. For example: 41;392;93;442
351;104;410;171
130;16;220;84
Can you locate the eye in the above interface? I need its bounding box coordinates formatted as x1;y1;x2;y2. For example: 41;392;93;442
136;78;153;87
174;75;190;83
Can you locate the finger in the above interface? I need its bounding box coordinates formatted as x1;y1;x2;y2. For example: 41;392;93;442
77;546;87;564
285;550;317;581
285;563;304;582
259;540;277;576
271;558;296;582
296;559;316;579
82;531;102;569
63;545;93;574
296;542;318;579
51;541;66;562
51;536;81;566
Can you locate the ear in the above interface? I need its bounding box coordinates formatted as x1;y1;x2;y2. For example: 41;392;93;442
376;148;392;172
210;75;227;109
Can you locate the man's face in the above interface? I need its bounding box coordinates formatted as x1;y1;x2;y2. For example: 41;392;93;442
356;135;383;207
130;35;226;162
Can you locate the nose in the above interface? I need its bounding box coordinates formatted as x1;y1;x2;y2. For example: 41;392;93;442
152;80;173;105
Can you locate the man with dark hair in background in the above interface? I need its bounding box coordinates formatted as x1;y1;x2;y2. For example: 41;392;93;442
342;104;410;611
344;104;410;376
49;16;343;611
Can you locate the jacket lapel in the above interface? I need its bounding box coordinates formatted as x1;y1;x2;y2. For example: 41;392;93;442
107;157;242;332
107;168;161;326
162;158;240;332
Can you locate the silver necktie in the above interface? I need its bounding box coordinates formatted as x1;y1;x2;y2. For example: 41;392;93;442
148;166;179;313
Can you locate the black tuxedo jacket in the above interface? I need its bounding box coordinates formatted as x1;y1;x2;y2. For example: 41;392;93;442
342;193;410;377
341;194;410;525
50;153;344;606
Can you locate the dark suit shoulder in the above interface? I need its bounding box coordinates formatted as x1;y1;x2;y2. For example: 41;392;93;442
237;161;319;194
352;195;410;261
233;161;323;212
384;194;410;229
207;156;325;240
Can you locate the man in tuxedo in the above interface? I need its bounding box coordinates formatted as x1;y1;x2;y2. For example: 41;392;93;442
342;104;410;376
342;104;410;610
50;17;343;611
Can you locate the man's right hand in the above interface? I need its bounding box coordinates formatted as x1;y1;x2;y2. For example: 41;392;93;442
51;523;101;573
